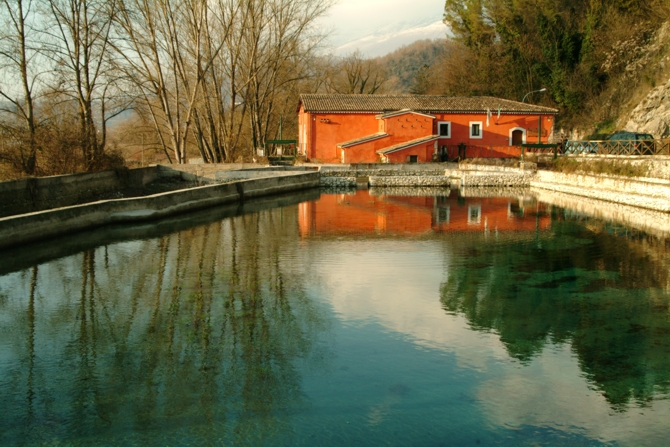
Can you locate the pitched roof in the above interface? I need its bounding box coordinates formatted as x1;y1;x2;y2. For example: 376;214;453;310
337;132;388;148
300;94;558;114
376;135;440;155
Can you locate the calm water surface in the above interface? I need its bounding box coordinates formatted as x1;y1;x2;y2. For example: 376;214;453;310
1;188;669;446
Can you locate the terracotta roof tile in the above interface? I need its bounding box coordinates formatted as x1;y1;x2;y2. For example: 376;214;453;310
300;94;558;114
376;135;440;155
337;132;388;148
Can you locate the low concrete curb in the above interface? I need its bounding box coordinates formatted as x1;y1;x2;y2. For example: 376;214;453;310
0;171;319;249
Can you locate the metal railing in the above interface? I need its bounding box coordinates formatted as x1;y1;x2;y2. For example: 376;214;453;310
563;139;670;156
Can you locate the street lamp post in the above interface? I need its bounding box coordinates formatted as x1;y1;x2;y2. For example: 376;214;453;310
521;88;548;145
522;88;547;103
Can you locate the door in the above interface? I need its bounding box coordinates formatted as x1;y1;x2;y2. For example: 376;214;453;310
512;129;524;145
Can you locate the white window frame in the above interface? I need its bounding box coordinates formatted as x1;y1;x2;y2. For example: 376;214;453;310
435;206;450;224
437;121;451;138
468;204;482;225
469;121;483;139
508;127;527;146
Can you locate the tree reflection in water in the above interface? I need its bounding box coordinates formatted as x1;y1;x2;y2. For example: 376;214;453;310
440;218;670;410
0;205;331;445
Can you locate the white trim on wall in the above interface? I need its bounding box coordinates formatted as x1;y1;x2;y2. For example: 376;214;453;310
469;121;483;139
437;121;451;138
508;127;527;146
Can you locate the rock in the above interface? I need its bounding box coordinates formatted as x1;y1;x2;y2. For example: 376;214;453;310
622;78;670;138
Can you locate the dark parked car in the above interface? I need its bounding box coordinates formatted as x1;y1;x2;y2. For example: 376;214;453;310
607;131;655;155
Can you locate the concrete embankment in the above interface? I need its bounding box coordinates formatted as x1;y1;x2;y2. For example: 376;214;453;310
531;170;670;212
0;188;320;276
533;188;670;237
0;170;318;250
0;167;162;217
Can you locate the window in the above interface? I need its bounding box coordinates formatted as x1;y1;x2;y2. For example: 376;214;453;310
408;155;418;163
436;206;450;224
438;121;451;138
469;121;483;139
468;204;482;224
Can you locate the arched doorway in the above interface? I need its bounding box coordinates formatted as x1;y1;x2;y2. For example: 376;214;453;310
512;129;524;145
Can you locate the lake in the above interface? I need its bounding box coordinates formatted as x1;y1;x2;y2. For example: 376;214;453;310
1;188;669;446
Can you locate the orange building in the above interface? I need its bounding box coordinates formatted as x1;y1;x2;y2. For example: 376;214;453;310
297;94;559;163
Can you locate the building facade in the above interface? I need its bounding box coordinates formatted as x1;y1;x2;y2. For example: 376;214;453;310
297;94;559;163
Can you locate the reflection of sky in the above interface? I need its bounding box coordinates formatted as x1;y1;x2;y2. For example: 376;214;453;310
303;238;670;446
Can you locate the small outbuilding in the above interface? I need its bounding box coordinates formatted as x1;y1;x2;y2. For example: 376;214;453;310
297;94;558;163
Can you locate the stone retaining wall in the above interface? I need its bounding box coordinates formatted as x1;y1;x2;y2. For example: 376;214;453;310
459;186;532;198
460;173;534;187
458;164;531;173
320;176;356;187
369;176;451;187
318;163;457;172
369;187;454;196
320;169;448;177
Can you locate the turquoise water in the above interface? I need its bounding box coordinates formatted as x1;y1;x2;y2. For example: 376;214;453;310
1;189;669;446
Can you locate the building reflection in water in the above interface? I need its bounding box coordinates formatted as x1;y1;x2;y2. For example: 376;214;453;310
299;188;551;237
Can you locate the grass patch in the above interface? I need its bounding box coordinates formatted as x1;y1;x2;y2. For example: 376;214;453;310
550;158;650;177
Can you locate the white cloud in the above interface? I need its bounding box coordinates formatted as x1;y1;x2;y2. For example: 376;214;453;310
318;0;447;56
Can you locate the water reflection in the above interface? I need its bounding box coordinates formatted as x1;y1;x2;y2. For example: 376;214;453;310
299;188;550;237
441;217;670;409
0;205;330;445
1;189;670;445
298;189;670;411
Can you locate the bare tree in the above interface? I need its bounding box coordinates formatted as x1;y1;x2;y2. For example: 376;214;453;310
44;0;120;170
325;50;389;94
190;0;248;163
241;0;330;156
0;0;40;174
115;0;234;164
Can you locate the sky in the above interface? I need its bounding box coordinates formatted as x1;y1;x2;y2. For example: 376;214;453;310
317;0;449;57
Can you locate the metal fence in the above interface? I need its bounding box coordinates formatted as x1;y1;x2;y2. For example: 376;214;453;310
563;139;670;156
440;139;670;162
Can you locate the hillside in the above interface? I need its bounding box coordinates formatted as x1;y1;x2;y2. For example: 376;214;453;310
375;39;446;93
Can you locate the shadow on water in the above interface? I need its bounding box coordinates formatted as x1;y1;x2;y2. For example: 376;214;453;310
440;214;670;410
0;188;330;446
